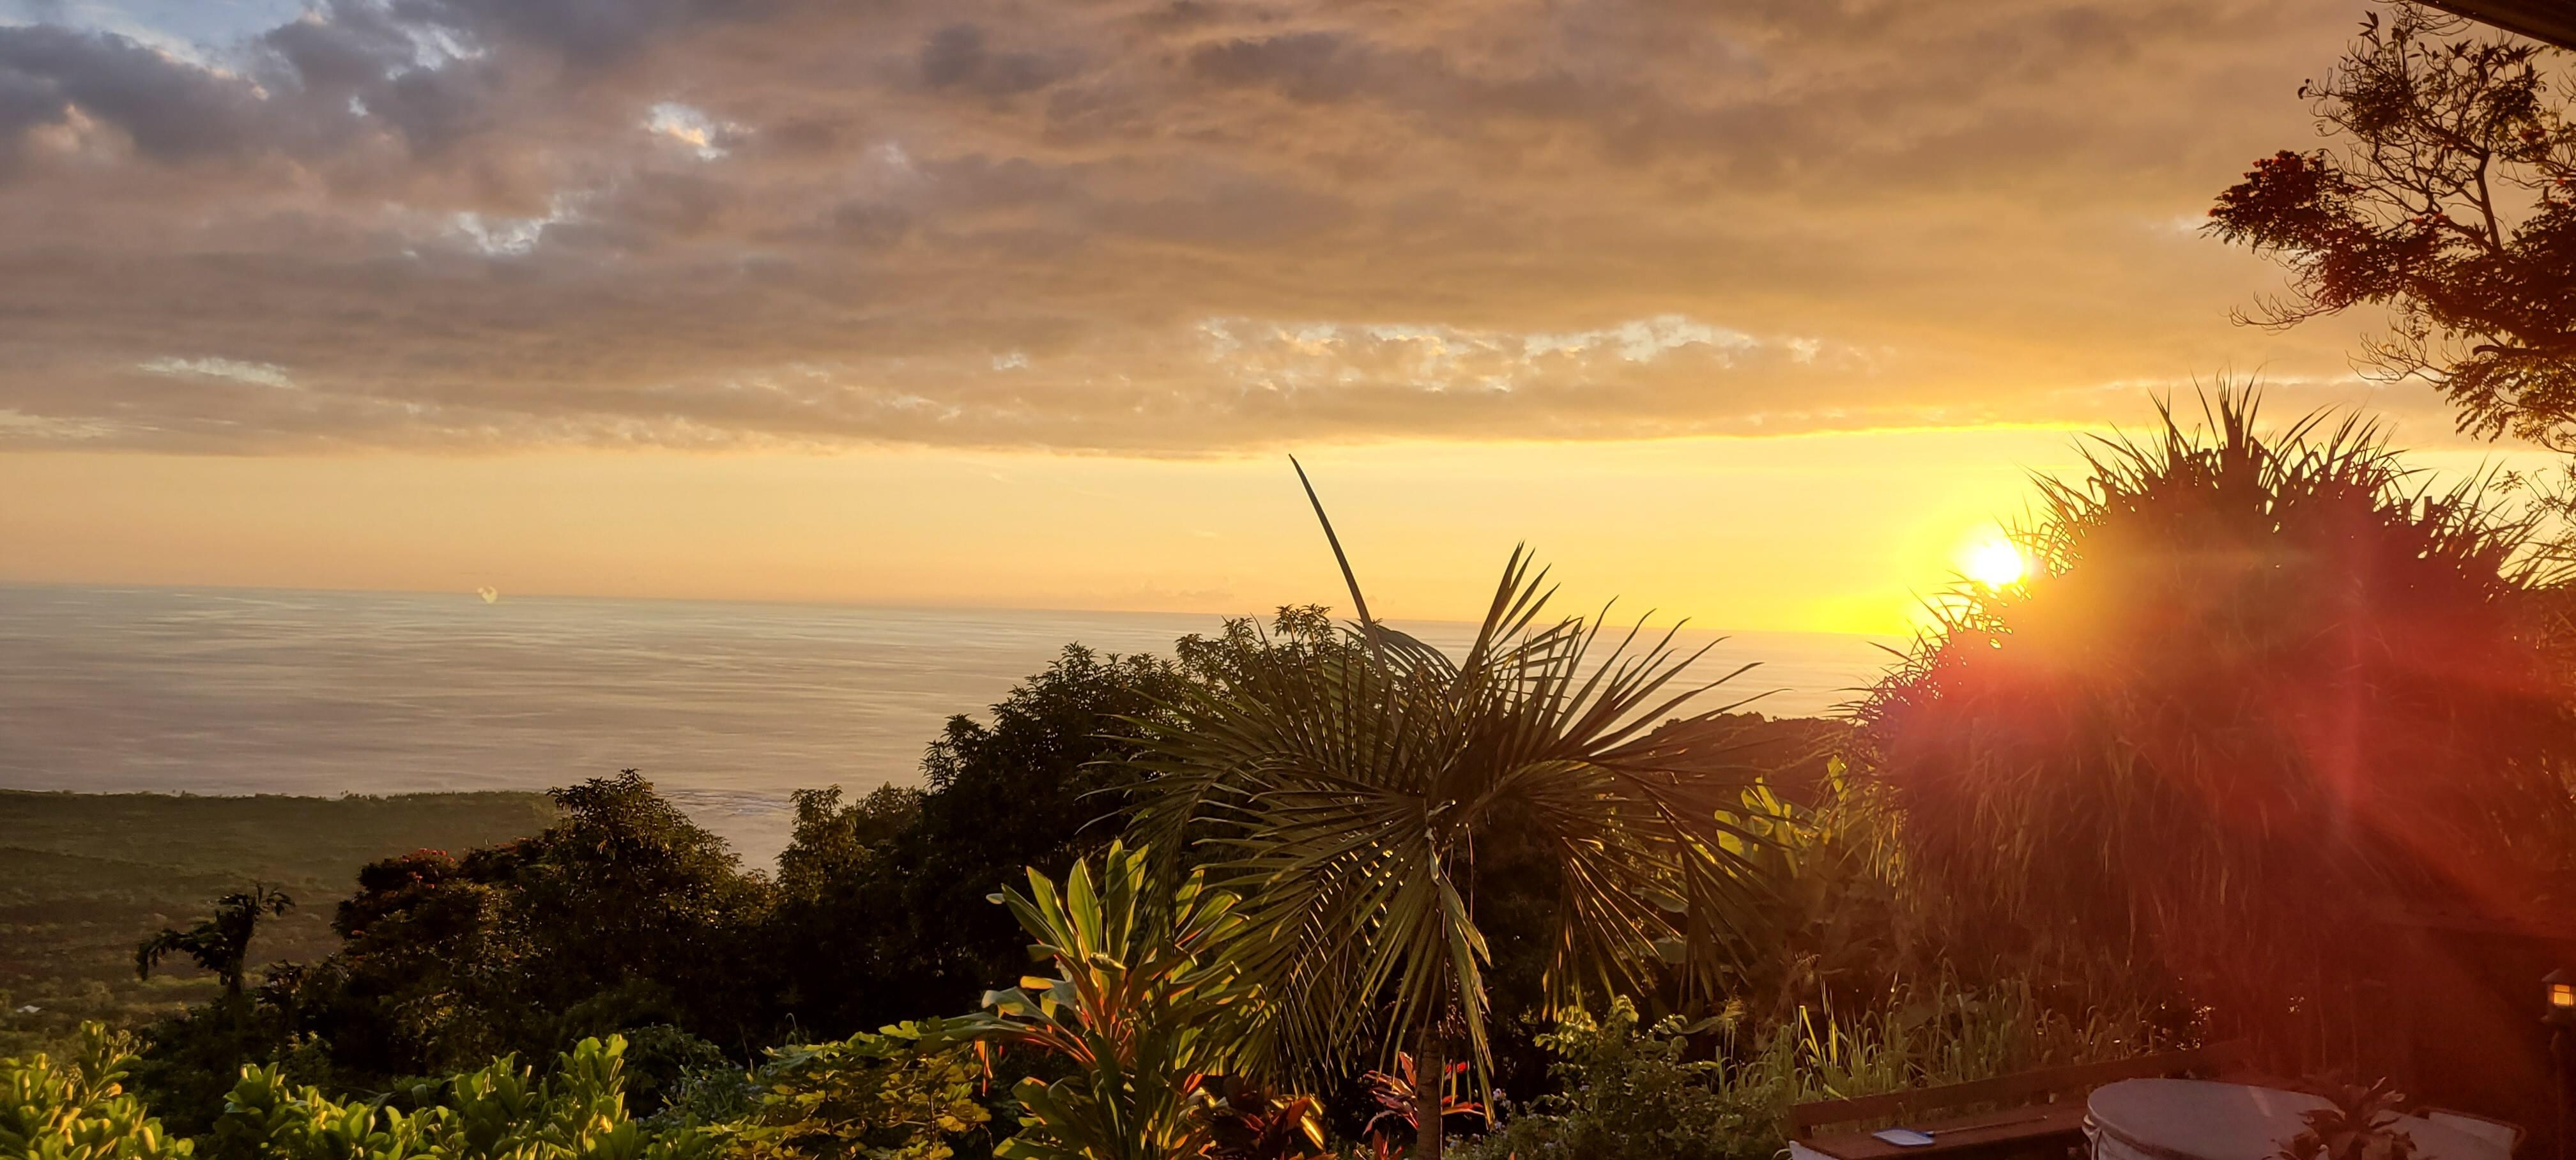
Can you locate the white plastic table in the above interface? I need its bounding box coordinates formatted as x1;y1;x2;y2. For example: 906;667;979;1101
2087;1079;2510;1160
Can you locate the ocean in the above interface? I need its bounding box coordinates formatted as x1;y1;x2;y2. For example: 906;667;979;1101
0;584;1902;866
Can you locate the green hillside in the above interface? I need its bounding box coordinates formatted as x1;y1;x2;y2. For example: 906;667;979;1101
0;790;559;1055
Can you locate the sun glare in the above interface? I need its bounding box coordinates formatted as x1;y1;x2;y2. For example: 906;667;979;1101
1961;536;2027;588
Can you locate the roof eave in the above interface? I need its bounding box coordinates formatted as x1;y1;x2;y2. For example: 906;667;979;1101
2416;0;2576;51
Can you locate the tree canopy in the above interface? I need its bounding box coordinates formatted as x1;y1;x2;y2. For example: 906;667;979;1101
2208;6;2576;447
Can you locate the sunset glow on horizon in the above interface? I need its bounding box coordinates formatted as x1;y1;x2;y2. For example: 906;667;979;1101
6;0;2573;1127
0;0;2551;637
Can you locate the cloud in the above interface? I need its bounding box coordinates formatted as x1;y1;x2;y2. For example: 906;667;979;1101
139;356;296;388
0;23;270;160
643;100;737;158
0;0;2481;453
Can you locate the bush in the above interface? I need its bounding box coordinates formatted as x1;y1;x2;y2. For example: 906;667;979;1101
6;1025;718;1160
1;1024;193;1160
1858;395;2576;1059
1455;982;2158;1160
714;1019;995;1160
1454;999;1761;1160
967;842;1260;1160
206;1035;715;1160
620;1025;734;1118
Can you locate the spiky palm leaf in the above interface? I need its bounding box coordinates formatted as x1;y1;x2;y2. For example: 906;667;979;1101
1130;464;1778;1113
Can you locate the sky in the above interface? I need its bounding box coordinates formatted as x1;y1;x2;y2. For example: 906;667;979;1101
0;0;2556;634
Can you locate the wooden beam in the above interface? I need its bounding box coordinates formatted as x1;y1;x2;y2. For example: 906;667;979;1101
2417;0;2576;51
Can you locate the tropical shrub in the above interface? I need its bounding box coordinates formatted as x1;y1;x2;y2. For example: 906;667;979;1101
1351;1052;1482;1155
2274;1078;2419;1160
1199;1078;1329;1160
617;1026;733;1118
1857;393;2576;1060
1132;477;1774;1157
1705;761;1920;1026
1451;999;1757;1160
765;618;1351;1043
4;1026;716;1160
1;1024;193;1160
968;842;1268;1160
204;1034;714;1160
716;1019;993;1160
1455;982;2157;1160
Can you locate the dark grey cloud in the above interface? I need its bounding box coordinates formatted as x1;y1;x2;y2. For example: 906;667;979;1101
0;24;272;158
0;0;2464;454
920;24;1066;98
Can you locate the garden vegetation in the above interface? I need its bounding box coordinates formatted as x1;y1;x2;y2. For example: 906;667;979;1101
14;12;2576;1154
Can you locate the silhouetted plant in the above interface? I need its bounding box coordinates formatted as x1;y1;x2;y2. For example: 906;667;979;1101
1858;391;2576;1061
2209;6;2576;447
2274;1078;2418;1160
135;885;293;1001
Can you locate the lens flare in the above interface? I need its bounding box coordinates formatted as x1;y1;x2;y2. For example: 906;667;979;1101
1961;537;2027;588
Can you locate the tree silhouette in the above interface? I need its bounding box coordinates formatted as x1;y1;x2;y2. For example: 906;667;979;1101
135;884;294;1000
2207;6;2576;448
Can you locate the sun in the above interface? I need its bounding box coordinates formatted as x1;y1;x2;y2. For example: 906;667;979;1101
1960;536;2028;588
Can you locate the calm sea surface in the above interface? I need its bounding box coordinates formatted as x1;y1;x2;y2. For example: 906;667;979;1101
0;584;1900;866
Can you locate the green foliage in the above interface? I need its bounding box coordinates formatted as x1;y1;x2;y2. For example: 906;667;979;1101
1452;1000;1754;1160
13;570;2298;1160
206;1034;716;1160
298;772;772;1083
0;1024;194;1159
1857;392;2576;1058
121;977;319;1141
0;791;556;1059
969;843;1256;1160
615;1026;733;1118
718;1020;992;1160
763;614;1361;1045
766;645;1208;1037
6;1026;721;1160
774;788;922;905
1131;531;1774;1124
1456;983;2156;1160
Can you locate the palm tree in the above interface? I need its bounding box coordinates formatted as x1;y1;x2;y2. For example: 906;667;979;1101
1857;392;2576;1063
135;883;294;1001
1130;463;1775;1159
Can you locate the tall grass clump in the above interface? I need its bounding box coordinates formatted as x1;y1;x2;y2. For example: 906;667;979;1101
1856;390;2576;1065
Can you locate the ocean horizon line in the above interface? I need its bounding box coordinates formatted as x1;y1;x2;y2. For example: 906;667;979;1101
0;577;1894;644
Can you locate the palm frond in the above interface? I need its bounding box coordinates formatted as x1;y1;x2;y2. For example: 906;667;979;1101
1128;471;1779;1102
